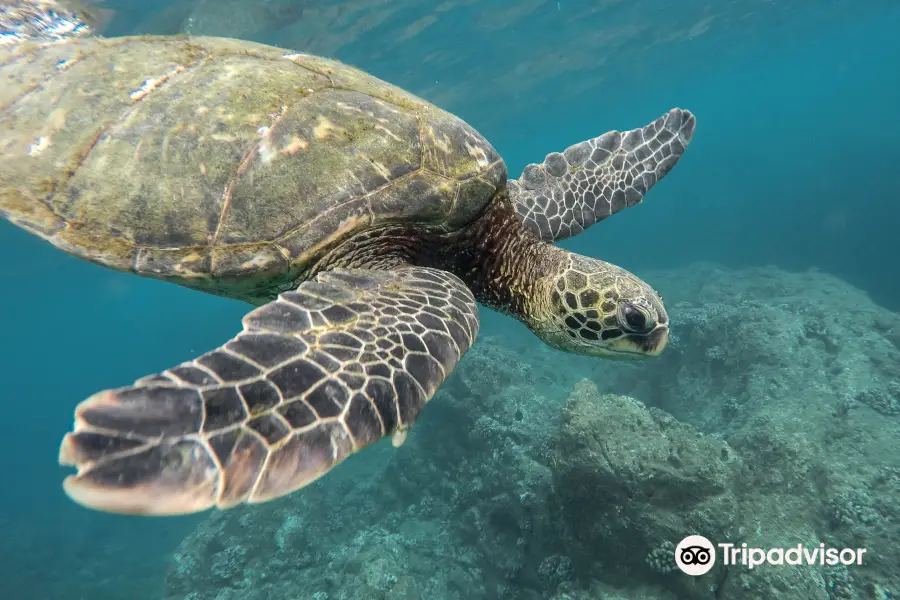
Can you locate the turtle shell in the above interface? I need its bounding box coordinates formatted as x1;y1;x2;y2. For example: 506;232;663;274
0;35;506;301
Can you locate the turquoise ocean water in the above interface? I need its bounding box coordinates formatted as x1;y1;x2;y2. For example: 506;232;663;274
1;1;899;598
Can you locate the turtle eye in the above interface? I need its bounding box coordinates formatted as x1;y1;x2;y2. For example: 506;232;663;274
621;303;652;332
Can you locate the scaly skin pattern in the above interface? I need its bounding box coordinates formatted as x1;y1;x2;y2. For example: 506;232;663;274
60;267;481;515
315;189;670;359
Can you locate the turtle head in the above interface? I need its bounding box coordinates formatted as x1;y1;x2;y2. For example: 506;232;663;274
530;254;669;359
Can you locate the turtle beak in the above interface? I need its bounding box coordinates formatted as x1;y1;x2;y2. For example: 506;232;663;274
643;325;669;356
606;325;669;359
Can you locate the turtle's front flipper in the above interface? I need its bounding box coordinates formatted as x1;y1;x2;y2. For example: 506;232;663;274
59;267;479;515
510;108;696;242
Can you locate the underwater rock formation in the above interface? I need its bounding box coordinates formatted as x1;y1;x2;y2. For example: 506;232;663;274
164;264;899;600
549;381;739;598
550;380;831;600
586;263;900;599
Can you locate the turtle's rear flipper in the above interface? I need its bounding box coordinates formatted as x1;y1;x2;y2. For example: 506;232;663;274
59;267;479;515
510;107;696;242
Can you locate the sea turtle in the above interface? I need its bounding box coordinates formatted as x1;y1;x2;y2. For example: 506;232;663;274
1;2;695;515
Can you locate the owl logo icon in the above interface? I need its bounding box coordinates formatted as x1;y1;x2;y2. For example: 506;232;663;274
675;535;716;575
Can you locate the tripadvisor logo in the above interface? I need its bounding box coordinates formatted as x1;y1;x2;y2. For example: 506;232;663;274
675;535;716;576
674;536;868;576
